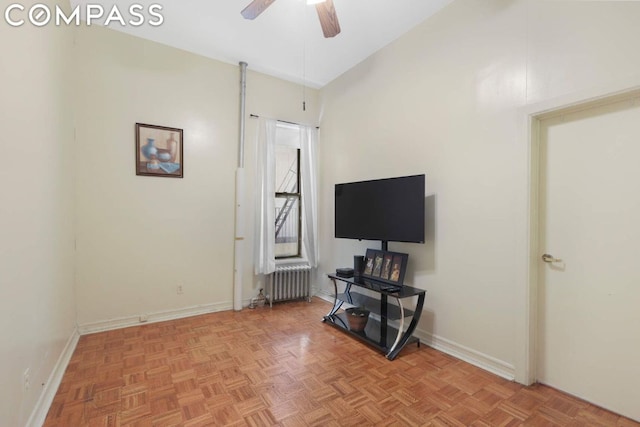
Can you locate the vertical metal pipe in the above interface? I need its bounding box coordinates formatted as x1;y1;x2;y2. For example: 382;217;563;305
234;62;248;311
238;62;247;168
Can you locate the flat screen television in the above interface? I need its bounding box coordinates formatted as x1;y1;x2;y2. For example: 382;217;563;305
335;174;425;247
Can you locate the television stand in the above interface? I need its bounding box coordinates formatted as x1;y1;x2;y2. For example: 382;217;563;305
322;274;426;360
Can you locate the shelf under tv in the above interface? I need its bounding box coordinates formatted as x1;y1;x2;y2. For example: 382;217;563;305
323;274;426;360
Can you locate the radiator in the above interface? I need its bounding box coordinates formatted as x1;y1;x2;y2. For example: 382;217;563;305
268;264;312;307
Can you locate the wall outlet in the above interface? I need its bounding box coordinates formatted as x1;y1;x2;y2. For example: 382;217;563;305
139;314;148;322
177;285;183;295
23;368;30;391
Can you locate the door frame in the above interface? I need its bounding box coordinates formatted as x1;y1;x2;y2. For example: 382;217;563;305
517;76;640;385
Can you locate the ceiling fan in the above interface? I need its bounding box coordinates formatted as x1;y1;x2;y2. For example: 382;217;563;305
241;0;341;38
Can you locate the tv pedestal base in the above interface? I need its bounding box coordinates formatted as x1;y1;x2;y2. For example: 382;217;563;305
322;274;426;360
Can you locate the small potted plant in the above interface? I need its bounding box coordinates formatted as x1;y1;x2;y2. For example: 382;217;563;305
345;306;370;332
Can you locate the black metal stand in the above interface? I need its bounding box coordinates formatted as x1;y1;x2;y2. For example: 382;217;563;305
322;274;426;360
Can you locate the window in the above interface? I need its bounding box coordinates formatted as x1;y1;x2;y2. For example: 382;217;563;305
254;117;318;274
275;124;301;258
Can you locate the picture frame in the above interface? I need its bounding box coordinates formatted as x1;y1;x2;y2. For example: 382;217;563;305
380;253;393;280
362;248;409;285
136;123;183;178
372;253;384;277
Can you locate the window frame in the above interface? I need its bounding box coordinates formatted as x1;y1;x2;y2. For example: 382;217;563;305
275;148;302;259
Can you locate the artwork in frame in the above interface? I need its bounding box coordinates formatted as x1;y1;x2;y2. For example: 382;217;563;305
372;253;384;277
136;123;183;178
380;253;393;280
363;256;374;276
363;248;409;286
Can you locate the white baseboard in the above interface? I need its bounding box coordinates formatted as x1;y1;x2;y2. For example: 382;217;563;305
315;289;334;303
78;302;232;335
415;329;515;381
315;289;515;380
26;327;80;427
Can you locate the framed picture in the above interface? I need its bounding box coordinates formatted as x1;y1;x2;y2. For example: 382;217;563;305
372;253;384;277
389;255;404;282
363;256;374;276
380;254;393;280
136;123;183;178
363;249;409;285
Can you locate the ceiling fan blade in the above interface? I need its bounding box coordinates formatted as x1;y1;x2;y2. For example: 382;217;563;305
315;0;341;38
241;0;277;20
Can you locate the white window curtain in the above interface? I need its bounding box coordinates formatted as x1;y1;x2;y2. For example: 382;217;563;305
300;125;319;268
254;118;277;275
254;118;319;274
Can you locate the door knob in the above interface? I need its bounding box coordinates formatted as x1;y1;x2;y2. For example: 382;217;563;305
542;253;562;263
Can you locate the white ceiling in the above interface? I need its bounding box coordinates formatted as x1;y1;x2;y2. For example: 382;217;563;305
70;0;453;88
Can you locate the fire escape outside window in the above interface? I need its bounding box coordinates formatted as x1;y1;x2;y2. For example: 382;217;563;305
274;138;301;259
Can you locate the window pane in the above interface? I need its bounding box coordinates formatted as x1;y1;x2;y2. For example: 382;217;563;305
275;145;298;193
275;196;299;258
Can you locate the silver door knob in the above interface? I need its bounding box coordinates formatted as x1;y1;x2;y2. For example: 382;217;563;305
542;253;562;263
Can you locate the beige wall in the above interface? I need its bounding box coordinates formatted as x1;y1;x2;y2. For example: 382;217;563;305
318;0;640;380
0;0;76;424
74;25;319;328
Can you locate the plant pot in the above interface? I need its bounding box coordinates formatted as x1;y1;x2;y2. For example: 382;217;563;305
345;308;370;332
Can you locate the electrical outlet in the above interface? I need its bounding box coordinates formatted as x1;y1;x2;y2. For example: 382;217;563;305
23;368;30;391
177;285;183;294
139;314;148;322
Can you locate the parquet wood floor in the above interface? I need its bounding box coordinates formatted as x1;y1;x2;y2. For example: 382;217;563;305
44;298;638;426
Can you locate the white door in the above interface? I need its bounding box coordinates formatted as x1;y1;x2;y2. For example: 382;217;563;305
537;95;640;422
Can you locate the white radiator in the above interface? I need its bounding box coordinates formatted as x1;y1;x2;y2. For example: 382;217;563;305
268;264;312;307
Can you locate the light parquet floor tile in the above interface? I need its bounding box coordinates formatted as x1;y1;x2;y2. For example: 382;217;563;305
43;298;638;426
